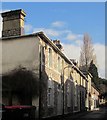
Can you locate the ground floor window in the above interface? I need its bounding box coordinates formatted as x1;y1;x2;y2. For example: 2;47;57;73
47;79;54;106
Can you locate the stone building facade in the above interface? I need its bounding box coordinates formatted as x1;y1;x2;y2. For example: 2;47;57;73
1;9;100;119
91;83;99;110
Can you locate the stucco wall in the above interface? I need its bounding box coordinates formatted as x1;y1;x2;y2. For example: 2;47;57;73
1;36;40;110
2;36;39;74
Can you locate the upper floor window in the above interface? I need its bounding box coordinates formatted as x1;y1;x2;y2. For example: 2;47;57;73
49;48;52;67
58;56;61;72
62;60;64;70
68;67;71;79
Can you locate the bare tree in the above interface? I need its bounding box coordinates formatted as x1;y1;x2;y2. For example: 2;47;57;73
79;33;96;72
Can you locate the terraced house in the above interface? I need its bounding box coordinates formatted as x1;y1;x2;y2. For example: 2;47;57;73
1;9;99;119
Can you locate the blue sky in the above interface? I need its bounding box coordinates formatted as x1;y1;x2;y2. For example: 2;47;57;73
1;2;105;78
2;2;105;44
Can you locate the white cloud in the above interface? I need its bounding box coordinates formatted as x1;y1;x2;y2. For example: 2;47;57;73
99;68;105;79
66;33;83;46
33;28;72;38
77;34;83;38
94;43;105;78
21;21;83;46
66;34;77;41
52;21;65;28
62;43;81;61
75;39;82;46
33;28;60;37
33;26;83;46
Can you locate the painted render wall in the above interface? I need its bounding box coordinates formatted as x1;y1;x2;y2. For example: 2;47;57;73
2;36;39;74
1;36;40;108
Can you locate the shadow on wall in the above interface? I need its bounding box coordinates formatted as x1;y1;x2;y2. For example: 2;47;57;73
2;67;39;105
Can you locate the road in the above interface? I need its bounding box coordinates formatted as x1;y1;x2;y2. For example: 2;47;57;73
43;107;107;120
81;108;107;119
64;107;107;120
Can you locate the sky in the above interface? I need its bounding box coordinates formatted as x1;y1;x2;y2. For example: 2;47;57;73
0;2;106;78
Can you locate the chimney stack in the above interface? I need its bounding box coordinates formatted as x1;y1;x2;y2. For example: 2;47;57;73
70;59;78;66
53;40;63;50
1;9;26;37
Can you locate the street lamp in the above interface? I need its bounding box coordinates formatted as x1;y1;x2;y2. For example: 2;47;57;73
62;64;74;116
